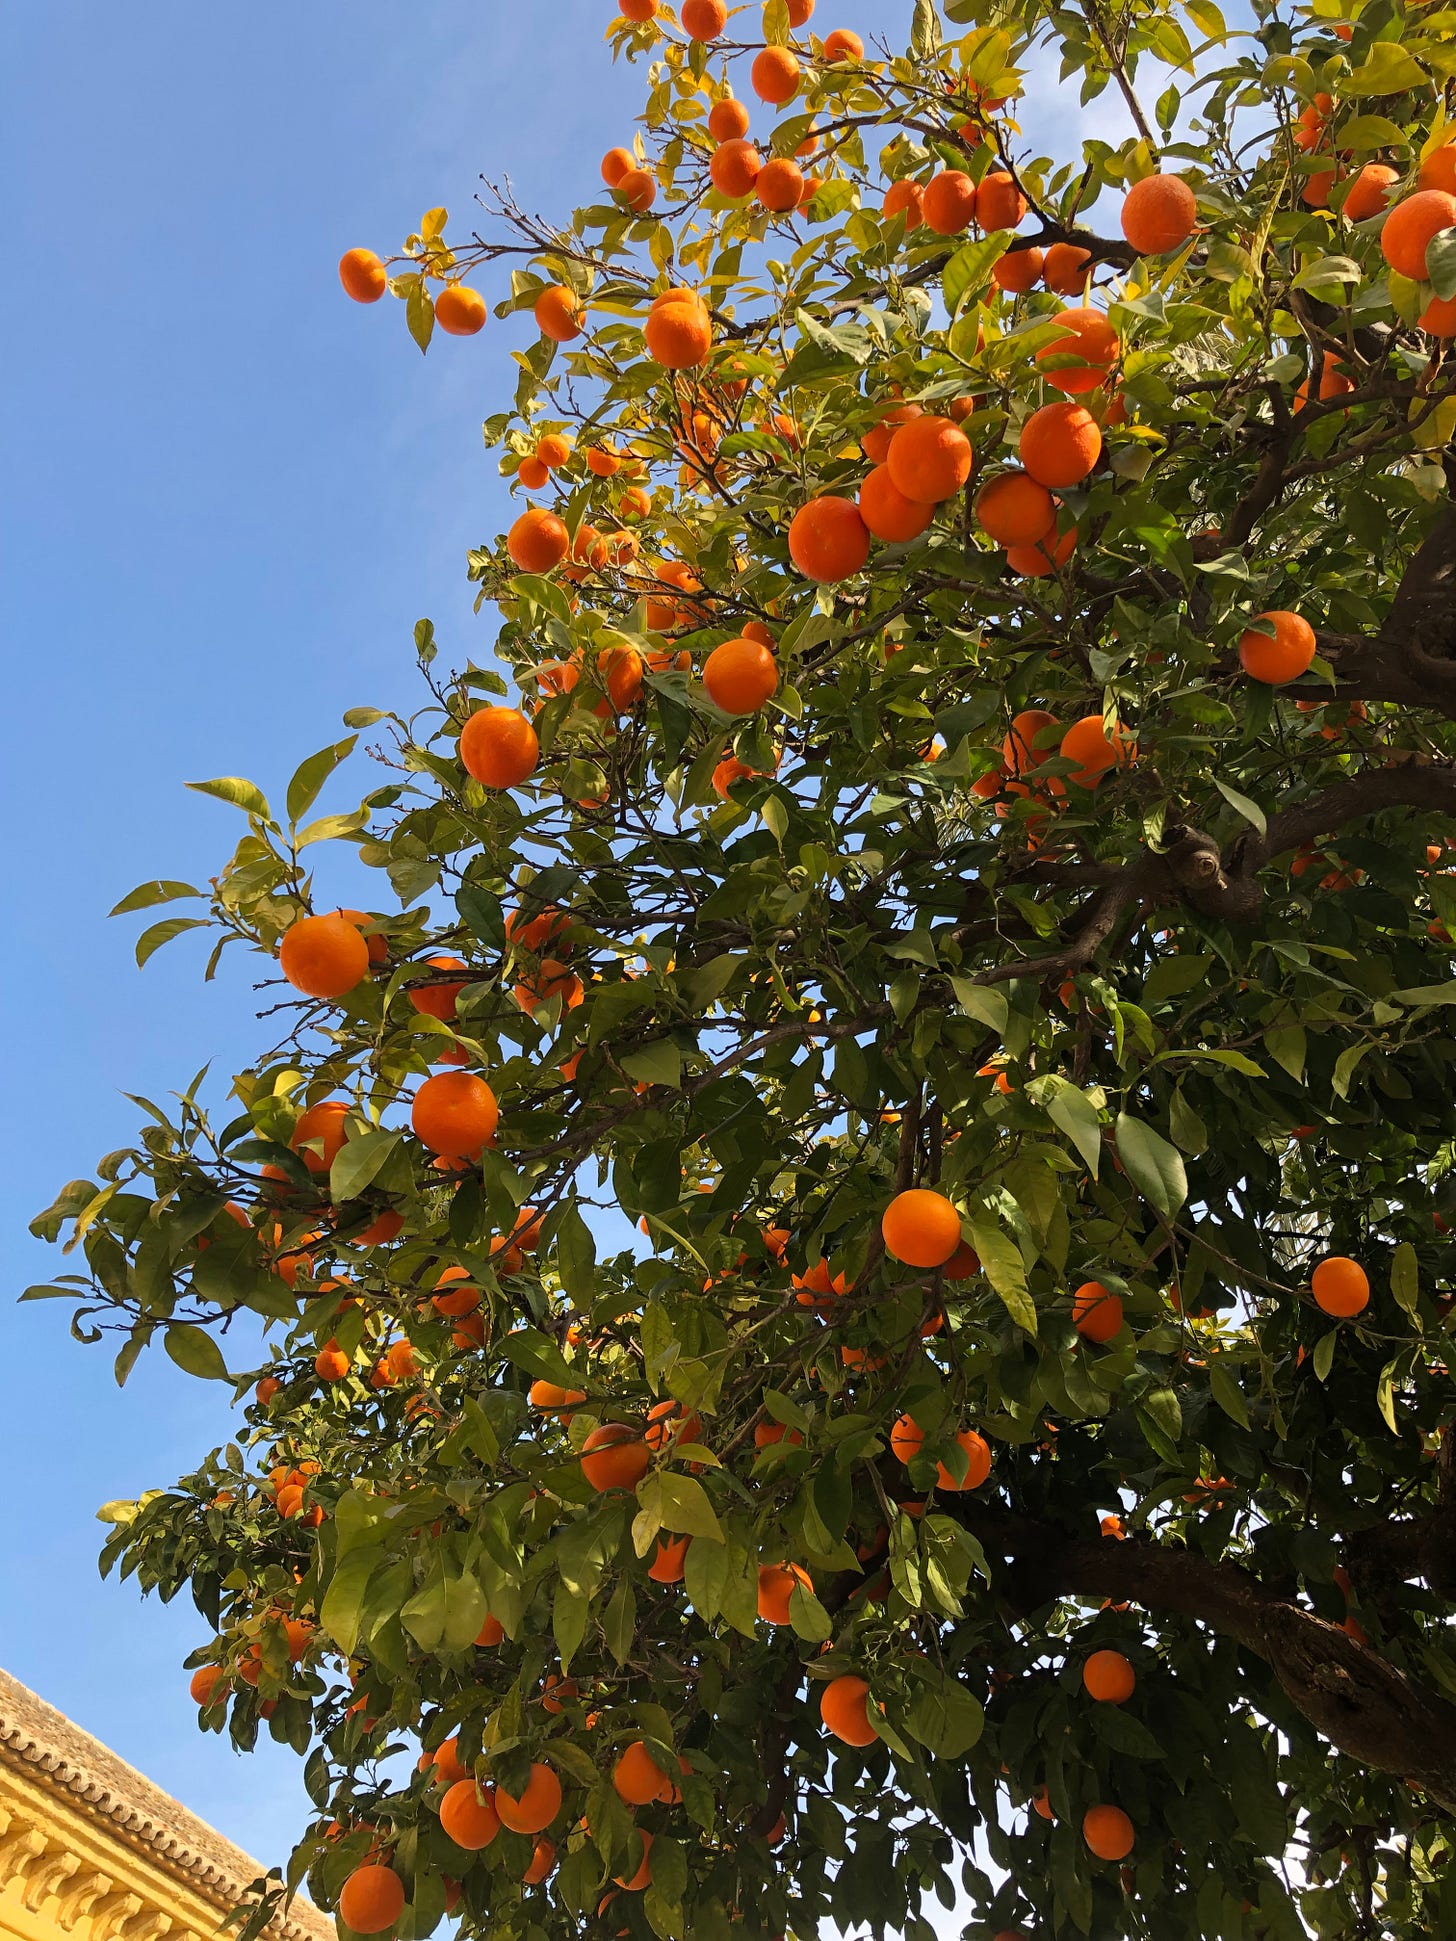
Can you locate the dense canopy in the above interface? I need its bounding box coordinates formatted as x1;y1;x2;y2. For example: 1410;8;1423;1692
31;0;1456;1936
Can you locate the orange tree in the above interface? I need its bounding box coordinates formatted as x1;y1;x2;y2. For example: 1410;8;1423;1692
30;0;1456;1935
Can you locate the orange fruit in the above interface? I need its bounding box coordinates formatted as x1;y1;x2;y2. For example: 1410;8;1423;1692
757;1562;812;1624
613;1740;674;1806
339;249;387;303
436;284;486;336
788;0;815;20
863;401;922;463
517;456;549;491
189;1665;228;1707
923;170;978;234
1019;401;1101;488
1237;609;1316;685
598;645;644;712
648;1534;691;1583
820;1675;877;1745
410;955;468;1021
992;247;1043;293
335;908;388;966
645;297;713;368
1037;306;1119;394
522;1838;556;1885
1060;714;1133;787
822;28;864;59
1121;172;1197;254
495;1763;562;1835
704;637;778;713
1002;710;1060;775
757;158;805;213
581;1423;651;1491
1007;528;1075;576
708;97;750;142
536;433;571;471
1083;1804;1135;1861
644;1398;702;1450
459;705;539;788
975;472;1055;546
890;1414;924;1464
293;1099;351;1172
682;0;727;38
618;168;657;212
534;286;583;342
1042;242;1092;294
339;1865;406;1934
432;1266;480;1318
614;1830;654;1893
439;1778;501;1850
620;0;658;15
886;416;973;502
513;957;583;1016
935;1429;992;1491
1342;163;1398;222
587;443;621;477
279;913;370;1000
977;172;1027;229
507;507;571;573
411;1071;499;1157
881;1187;962;1267
1072;1280;1123;1343
883;179;924;226
1382;190;1456;281
752;47;800;103
601;147;635;188
1420;292;1456;336
788;495;871;581
1082;1649;1135;1702
1312;1255;1369;1317
859;464;934;542
710;138;763;198
1419;145;1456;195
528;1378;586;1411
315;1343;351;1381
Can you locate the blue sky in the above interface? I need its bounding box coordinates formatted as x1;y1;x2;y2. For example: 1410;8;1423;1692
0;0;647;1869
0;0;1142;1909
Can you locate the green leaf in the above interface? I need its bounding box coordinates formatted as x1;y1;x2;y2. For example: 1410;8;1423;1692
136;917;210;967
1312;1329;1338;1382
1089;1705;1164;1758
621;1041;683;1089
903;1677;983;1758
1213;776;1266;837
500;1329;581;1388
320;1547;385;1655
1376;1359;1400;1434
1115;1113;1187;1218
1391;1241;1419;1319
553;1579;588;1671
941;234;1012;316
329;1128;403;1204
1263;1024;1307;1082
1332;1042;1371;1101
1335;115;1410;152
407;278;435;353
1209;1359;1251;1429
557;1201;597;1302
965;1213;1037;1336
286;737;357;826
163;1324;230;1382
185;776;272;819
639;1471;724;1543
1428;229;1456;302
787;1579;833;1643
1344;44;1428;96
1038;1077;1102;1176
109;880;204;917
949;976;1010;1037
1169;1087;1207;1156
604;1575;636;1666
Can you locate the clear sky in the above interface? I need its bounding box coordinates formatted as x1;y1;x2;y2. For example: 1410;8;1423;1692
0;0;1134;1910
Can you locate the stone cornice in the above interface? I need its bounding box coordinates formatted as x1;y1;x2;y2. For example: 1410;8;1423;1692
0;1669;329;1941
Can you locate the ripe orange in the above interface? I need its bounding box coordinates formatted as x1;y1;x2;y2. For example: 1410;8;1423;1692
645;296;713;368
439;1778;501;1850
613;1740;673;1806
923;170;978;234
648;1534;691;1582
935;1429;992;1491
757;1561;812;1624
614;1830;654;1893
339;1865;406;1934
534;286;583;342
1083;1649;1135;1702
992;247;1043;293
741;619;775;648
336;908;388;966
339;248;387;303
976;472;1055;546
881;1187;962;1267
1060;714;1133;787
410;955;467;1021
821;1675;877;1745
620;0;658;16
886;416;973;502
1342;164;1398;222
704;637;778;713
1121;172;1197;254
507;507;571;572
581;1423;651;1491
822;28;864;59
1042;242;1092;294
1312;1255;1369;1317
859;464;934;542
601;147;635;188
757;158;805;213
1072;1280;1123;1343
1003;709;1059;775
645;1398;702;1450
523;1838;556;1885
977;172;1027;229
536;433;571;470
280;913;370;1000
1237;609;1316;685
1037;306;1119;393
189;1664;227;1707
1083;1804;1135;1861
710;138;763;198
788;0;815;20
411;1071;499;1157
1381;190;1456;280
890;1415;925;1464
432;1266;480;1317
528;1378;586;1411
459;705;539;788
315;1343;350;1381
598;645;644;712
293;1099;351;1172
618;168;658;212
1007;528;1075;577
682;0;727;38
752;47;801;102
788;495;871;581
495;1763;562;1835
587;443;621;477
883;179;924;227
1019;401;1101;487
1420;292;1456;336
863;401;922;463
513;957;583;1016
436;284;486;336
708;97;750;142
1420;145;1456;195
517;456;549;491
